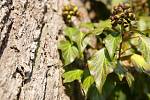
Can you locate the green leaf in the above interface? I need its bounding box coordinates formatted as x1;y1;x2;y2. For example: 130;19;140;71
64;27;86;53
80;22;94;31
102;73;117;99
147;93;150;99
82;76;95;95
104;33;122;58
88;86;101;100
114;61;127;81
126;72;134;87
76;32;85;52
131;54;150;72
58;40;79;65
139;36;150;64
138;16;150;32
64;27;80;41
114;91;126;100
63;69;84;83
112;0;126;6
92;20;112;35
88;48;113;93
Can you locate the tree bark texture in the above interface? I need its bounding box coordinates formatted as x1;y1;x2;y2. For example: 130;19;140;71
0;0;69;100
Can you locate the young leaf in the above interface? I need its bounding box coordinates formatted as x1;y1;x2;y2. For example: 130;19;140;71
76;32;85;52
63;69;84;83
88;48;113;93
82;76;95;95
58;40;79;65
92;20;112;35
104;33;122;58
64;27;86;53
139;36;150;64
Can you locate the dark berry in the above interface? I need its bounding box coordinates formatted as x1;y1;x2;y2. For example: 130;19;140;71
118;19;123;24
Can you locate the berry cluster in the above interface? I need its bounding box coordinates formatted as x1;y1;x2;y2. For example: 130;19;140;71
62;4;79;22
110;3;136;28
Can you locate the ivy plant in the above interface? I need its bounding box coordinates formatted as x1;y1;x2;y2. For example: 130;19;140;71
59;1;150;100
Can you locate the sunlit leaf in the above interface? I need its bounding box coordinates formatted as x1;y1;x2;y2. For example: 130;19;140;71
64;27;80;41
139;36;150;64
63;69;84;83
92;20;112;35
138;17;150;32
121;41;134;57
80;22;94;31
82;76;95;95
64;27;87;53
126;72;134;87
76;32;85;52
88;48;113;93
112;0;126;6
104;33;122;58
131;54;150;72
147;93;150;99
58;40;79;65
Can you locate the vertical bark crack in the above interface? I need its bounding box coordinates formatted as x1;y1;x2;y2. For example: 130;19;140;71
0;0;13;58
16;3;48;100
42;69;49;100
0;19;13;58
24;4;47;84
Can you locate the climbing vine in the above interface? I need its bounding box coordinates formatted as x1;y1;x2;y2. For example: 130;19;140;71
59;1;150;100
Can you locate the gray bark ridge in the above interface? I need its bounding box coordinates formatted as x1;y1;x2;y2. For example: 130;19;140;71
0;0;69;100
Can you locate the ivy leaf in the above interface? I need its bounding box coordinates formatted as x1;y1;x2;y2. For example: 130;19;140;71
76;32;85;52
64;27;80;41
63;69;84;83
92;20;112;35
88;48;113;93
114;91;126;100
114;61;127;81
58;40;79;65
64;27;86;53
147;93;150;99
104;33;122;58
88;86;101;100
112;0;126;6
82;76;95;95
139;36;150;64
131;54;150;72
125;72;134;87
79;22;94;31
138;17;150;32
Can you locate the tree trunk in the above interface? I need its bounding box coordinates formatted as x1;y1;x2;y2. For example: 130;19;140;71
0;0;69;100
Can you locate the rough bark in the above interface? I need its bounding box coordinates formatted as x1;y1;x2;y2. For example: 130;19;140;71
0;0;69;100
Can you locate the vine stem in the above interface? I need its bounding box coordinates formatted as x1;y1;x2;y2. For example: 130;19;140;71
118;25;125;60
118;42;123;59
